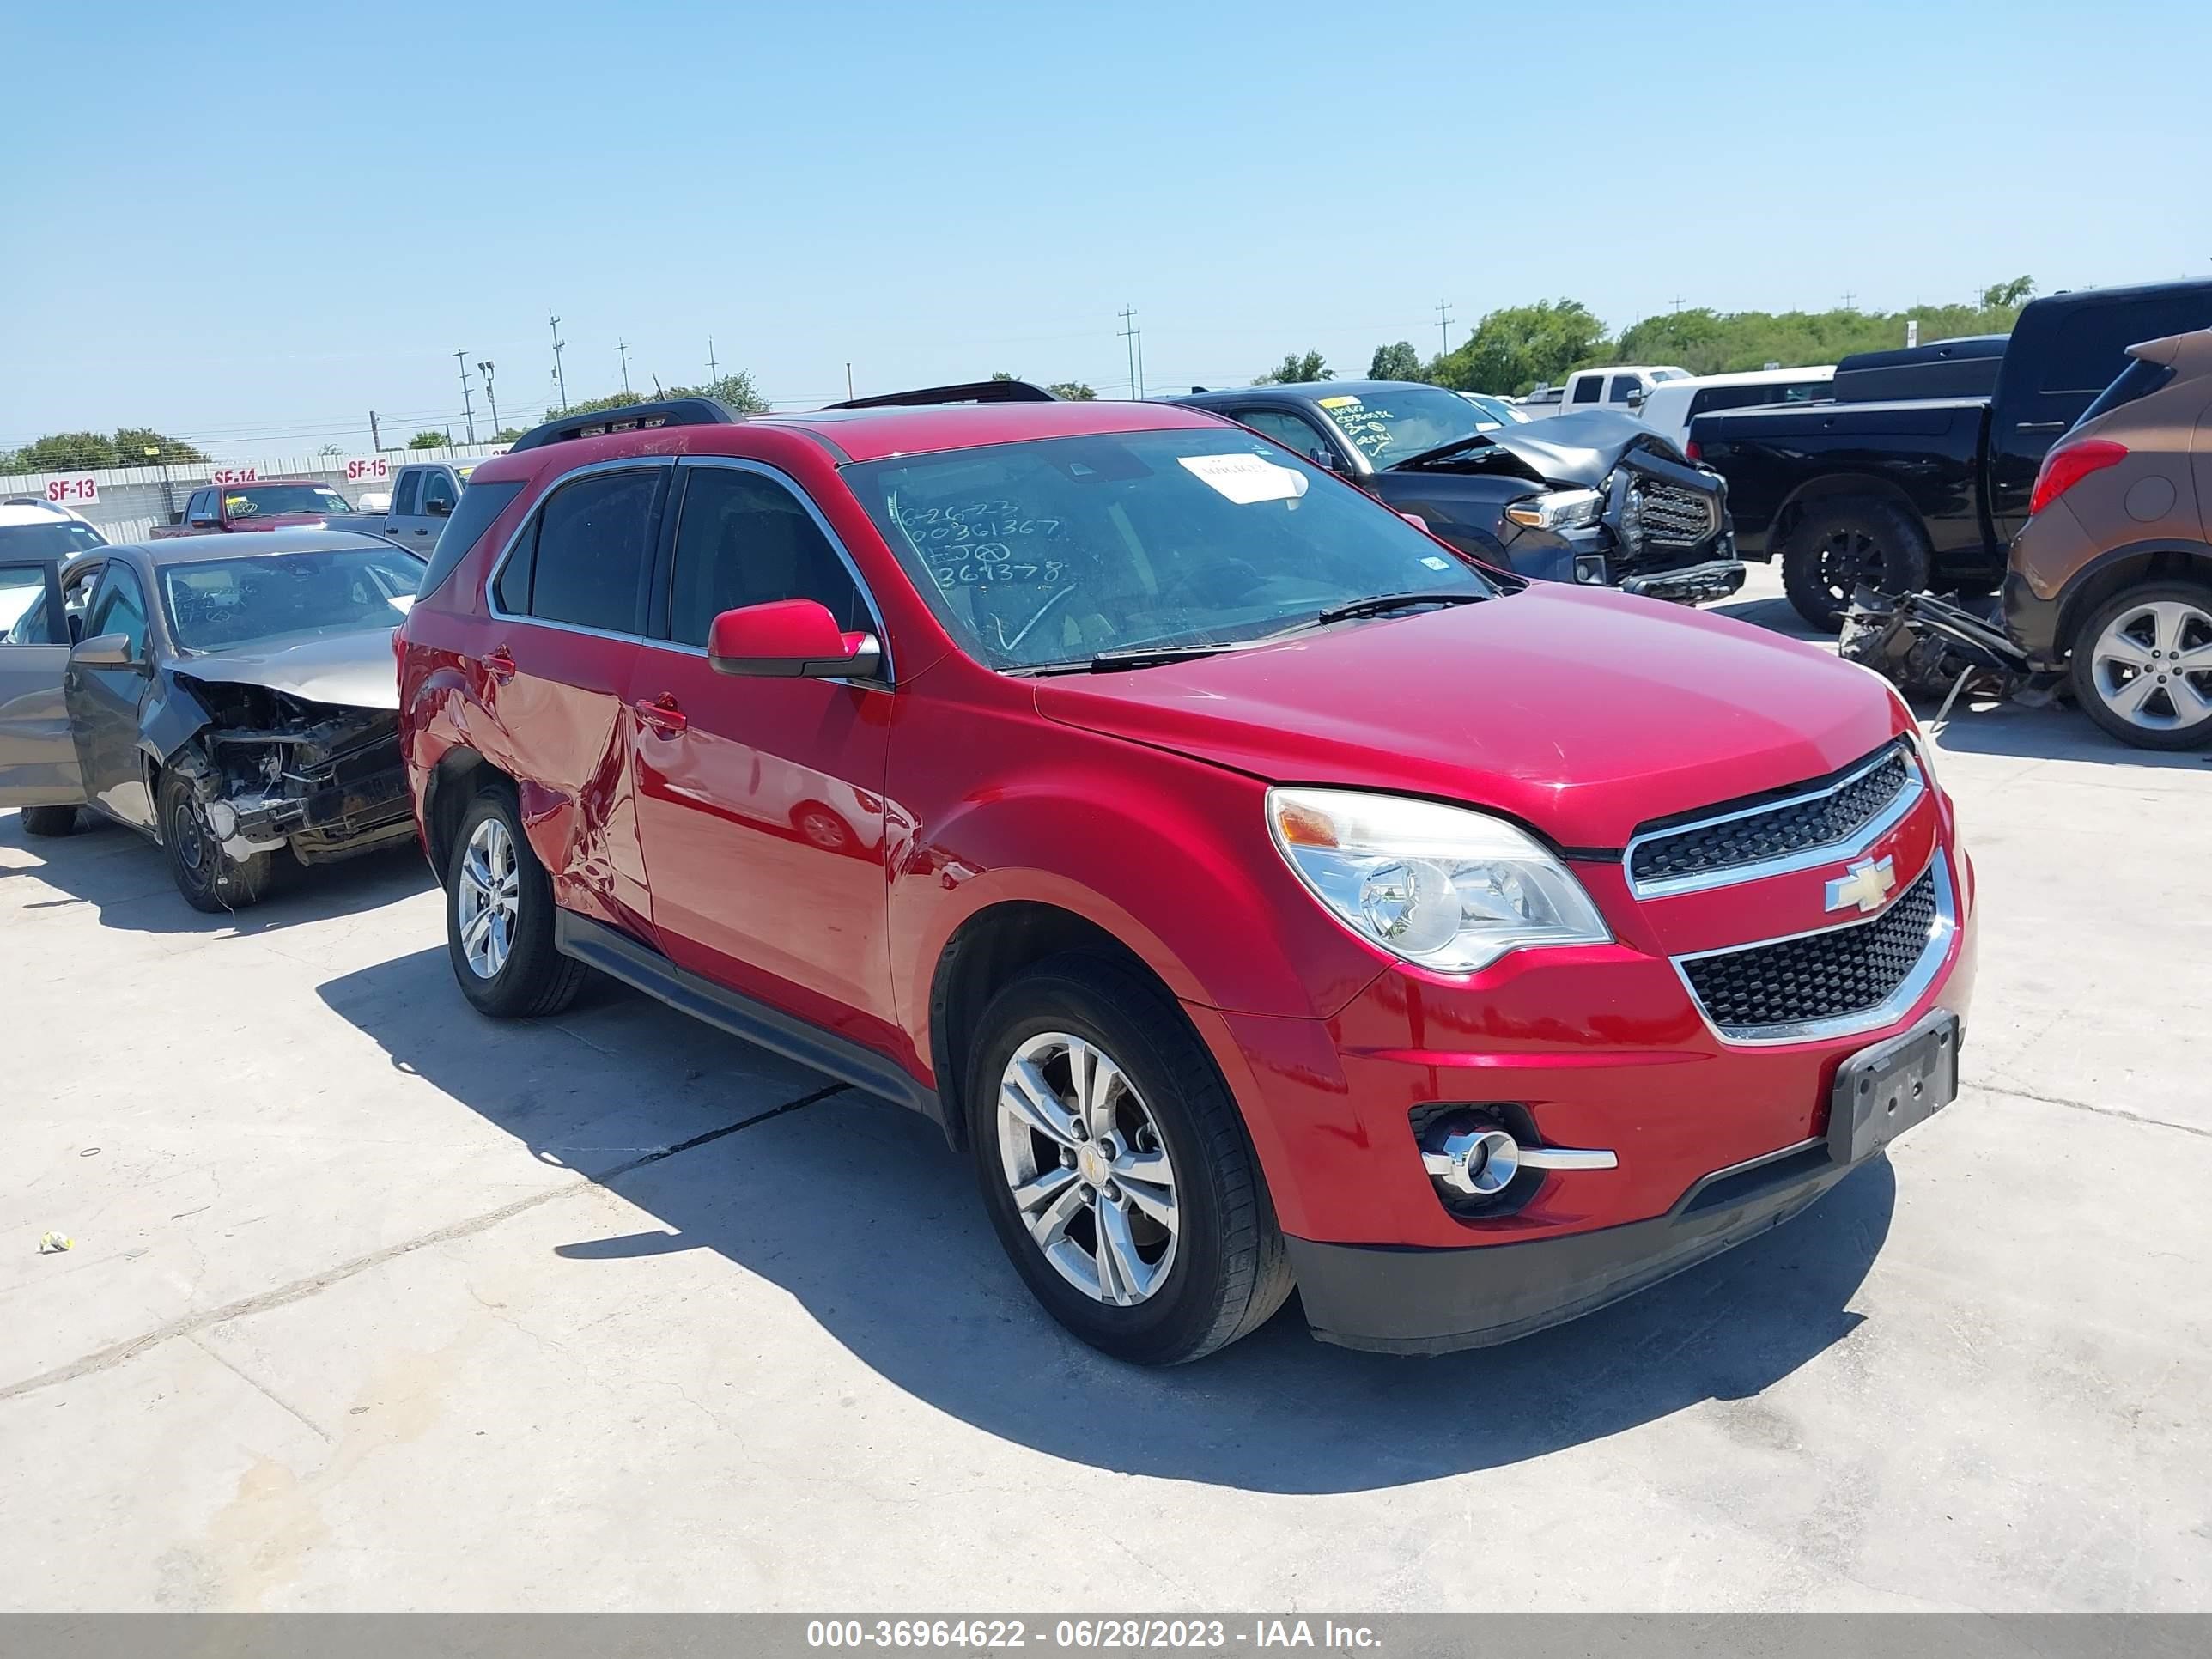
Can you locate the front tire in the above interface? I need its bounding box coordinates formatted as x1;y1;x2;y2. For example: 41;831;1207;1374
2068;580;2212;750
19;805;79;837
1782;496;1933;631
445;784;587;1017
966;953;1291;1364
158;771;272;913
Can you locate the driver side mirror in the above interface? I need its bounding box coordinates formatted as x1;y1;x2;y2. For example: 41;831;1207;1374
708;599;882;681
71;632;137;669
427;496;453;518
1625;389;1646;410
1308;446;1346;473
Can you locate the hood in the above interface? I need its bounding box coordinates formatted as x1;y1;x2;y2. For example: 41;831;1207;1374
172;626;401;710
1478;407;1680;487
1032;586;1900;848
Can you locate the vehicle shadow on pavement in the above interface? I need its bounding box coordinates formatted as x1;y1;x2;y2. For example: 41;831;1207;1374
1706;592;1826;641
0;809;434;936
1910;696;2212;771
320;946;1894;1495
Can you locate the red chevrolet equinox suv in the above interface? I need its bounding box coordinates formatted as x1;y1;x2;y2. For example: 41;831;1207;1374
397;393;1976;1364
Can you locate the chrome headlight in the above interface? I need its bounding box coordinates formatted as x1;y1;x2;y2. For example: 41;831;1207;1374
1267;788;1612;973
1504;488;1603;532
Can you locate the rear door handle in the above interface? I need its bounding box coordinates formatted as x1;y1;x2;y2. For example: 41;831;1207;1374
634;693;687;735
483;646;517;684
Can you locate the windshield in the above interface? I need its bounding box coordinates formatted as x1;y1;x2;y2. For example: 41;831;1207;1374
0;520;108;560
846;428;1494;672
1457;393;1528;428
159;545;426;652
1308;386;1498;467
222;484;352;519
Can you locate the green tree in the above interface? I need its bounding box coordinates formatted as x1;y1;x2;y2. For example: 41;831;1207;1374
1980;276;2035;310
1253;350;1332;385
491;428;526;446
1368;341;1425;381
1430;301;1608;396
560;370;769;419
11;431;119;471
407;430;447;450
112;428;208;466
1048;381;1097;400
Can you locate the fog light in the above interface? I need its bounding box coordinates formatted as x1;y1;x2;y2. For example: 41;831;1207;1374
1573;555;1608;584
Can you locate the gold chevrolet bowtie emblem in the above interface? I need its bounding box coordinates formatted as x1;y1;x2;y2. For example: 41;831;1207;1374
1825;854;1898;915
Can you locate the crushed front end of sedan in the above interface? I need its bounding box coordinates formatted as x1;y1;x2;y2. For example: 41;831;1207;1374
155;672;413;869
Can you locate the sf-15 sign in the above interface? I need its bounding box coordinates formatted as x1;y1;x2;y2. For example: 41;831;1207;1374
344;457;392;484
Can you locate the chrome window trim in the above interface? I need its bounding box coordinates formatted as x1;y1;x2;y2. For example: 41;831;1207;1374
482;454;676;640
1670;854;1956;1047
639;455;894;687
1626;740;1923;899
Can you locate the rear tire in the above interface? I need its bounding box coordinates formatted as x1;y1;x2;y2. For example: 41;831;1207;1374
445;783;587;1018
965;952;1292;1364
19;805;79;837
1782;496;1933;631
158;771;273;913
2068;580;2212;750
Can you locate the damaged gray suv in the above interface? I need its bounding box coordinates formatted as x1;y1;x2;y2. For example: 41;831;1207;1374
0;528;422;910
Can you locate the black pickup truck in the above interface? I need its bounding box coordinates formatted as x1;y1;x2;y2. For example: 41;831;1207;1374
1690;281;2212;628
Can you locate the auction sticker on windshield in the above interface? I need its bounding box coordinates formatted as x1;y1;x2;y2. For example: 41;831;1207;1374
1177;453;1309;505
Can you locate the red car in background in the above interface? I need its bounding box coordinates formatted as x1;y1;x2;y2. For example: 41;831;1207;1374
152;478;356;537
393;393;1976;1364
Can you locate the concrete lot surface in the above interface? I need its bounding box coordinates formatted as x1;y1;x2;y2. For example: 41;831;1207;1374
3;568;2209;1612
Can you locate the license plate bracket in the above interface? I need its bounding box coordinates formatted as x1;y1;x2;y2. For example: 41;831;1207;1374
1828;1010;1960;1165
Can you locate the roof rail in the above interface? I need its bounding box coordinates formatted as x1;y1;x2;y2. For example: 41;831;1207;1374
505;397;738;453
825;379;1060;410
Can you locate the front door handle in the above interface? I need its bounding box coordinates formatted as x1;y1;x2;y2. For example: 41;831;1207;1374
483;646;517;684
2015;420;2067;433
634;692;687;735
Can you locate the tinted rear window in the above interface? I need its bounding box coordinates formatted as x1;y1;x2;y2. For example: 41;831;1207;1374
416;479;525;599
2075;357;2177;430
515;470;660;631
2039;301;2212;392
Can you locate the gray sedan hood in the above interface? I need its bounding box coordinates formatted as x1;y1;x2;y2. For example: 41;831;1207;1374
1482;408;1681;488
172;625;401;710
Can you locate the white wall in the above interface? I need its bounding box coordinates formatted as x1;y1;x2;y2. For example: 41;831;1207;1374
0;444;511;543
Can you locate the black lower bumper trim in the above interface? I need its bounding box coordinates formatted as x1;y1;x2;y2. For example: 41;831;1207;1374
1620;558;1747;604
1288;1143;1856;1354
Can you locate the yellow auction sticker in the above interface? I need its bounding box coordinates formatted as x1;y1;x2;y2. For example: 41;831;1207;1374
1317;395;1360;409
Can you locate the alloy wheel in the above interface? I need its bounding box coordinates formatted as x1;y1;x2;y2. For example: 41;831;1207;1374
1817;526;1883;602
455;816;521;979
995;1030;1180;1307
2089;599;2212;733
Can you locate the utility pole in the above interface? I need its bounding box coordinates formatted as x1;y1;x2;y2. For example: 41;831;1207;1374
617;338;631;395
706;337;719;386
477;361;499;436
1118;307;1139;398
846;363;854;400
549;311;568;412
453;349;477;443
1669;295;1686;313
1841;291;1857;311
1436;301;1454;356
368;410;382;452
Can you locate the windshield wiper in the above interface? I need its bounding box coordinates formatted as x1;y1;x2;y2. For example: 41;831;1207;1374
1006;641;1260;677
1310;591;1487;627
1390;434;1497;470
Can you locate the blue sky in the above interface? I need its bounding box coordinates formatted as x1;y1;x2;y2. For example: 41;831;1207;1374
6;0;2209;459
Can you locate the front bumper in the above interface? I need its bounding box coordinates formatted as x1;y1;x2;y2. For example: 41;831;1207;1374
1288;1135;1856;1353
204;735;414;865
1619;556;1746;605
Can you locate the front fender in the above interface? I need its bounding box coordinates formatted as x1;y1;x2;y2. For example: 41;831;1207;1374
890;740;1387;1071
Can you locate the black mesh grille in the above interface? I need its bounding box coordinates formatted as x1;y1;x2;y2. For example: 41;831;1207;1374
1632;745;1911;885
1633;481;1718;545
1681;868;1939;1032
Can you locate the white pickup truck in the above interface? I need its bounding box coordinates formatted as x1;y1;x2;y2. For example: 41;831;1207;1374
1521;364;1692;420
